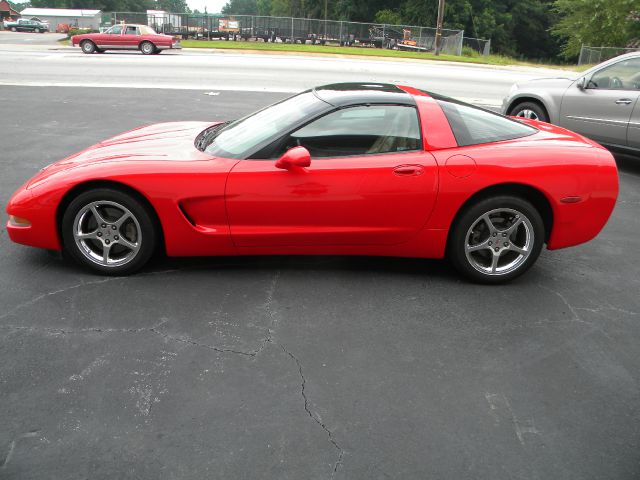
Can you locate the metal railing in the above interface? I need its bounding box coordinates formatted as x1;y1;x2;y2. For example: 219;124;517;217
462;37;491;56
578;45;640;65
107;12;465;56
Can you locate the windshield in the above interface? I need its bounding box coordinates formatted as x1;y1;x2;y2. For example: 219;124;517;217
204;91;329;159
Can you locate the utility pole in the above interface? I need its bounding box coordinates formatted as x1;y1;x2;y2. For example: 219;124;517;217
434;0;445;55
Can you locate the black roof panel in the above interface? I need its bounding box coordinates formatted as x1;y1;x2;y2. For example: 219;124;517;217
313;83;415;107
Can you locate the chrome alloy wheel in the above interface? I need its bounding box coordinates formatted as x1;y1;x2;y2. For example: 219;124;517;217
515;109;539;120
141;42;154;54
464;208;534;276
72;200;142;268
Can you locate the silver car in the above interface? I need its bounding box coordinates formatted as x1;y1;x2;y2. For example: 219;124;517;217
502;52;640;153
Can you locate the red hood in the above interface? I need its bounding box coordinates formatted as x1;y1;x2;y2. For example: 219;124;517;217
27;121;219;189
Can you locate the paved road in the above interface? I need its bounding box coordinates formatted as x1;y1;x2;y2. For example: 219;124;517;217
0;41;572;107
0;31;66;45
1;86;639;479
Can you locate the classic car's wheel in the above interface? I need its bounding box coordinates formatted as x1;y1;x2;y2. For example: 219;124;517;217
509;102;549;122
34;28;40;33
11;27;17;32
61;189;157;275
140;41;155;55
81;40;96;54
448;196;544;283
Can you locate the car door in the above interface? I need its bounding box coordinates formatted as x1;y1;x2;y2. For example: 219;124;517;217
225;104;438;247
122;24;140;48
100;24;124;48
628;97;640;149
560;57;640;146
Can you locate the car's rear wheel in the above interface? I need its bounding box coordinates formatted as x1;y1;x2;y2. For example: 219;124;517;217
80;40;96;54
61;188;157;275
10;27;17;32
509;101;549;122
34;28;40;33
448;196;545;283
140;41;155;55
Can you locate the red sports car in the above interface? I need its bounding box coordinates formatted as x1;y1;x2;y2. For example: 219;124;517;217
5;83;618;283
71;23;181;55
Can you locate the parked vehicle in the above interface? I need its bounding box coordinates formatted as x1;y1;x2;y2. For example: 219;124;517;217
503;52;640;154
71;23;181;54
6;83;618;283
4;19;49;33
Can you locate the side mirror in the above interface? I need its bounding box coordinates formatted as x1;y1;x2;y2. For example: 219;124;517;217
576;77;586;90
275;146;311;170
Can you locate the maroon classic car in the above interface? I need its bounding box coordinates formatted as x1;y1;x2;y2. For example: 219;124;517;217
71;24;181;55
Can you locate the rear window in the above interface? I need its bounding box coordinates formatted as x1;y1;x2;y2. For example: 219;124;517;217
434;96;537;147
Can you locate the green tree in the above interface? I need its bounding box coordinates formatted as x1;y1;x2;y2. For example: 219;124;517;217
222;0;258;14
553;0;640;57
374;8;403;25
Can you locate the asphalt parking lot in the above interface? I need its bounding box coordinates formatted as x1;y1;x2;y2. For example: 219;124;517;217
1;86;640;479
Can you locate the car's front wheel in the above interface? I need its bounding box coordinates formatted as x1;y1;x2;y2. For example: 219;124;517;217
80;40;96;54
61;188;157;275
448;196;545;283
509;101;549;122
140;41;155;55
10;27;16;32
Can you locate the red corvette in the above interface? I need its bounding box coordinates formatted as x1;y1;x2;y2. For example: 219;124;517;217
71;24;181;55
6;83;618;283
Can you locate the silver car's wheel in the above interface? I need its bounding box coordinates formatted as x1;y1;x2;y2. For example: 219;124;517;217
449;195;545;283
62;188;157;275
509;101;549;123
515;109;538;120
72;200;142;268
464;208;534;276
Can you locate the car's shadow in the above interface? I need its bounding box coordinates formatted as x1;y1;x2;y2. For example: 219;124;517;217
614;152;640;175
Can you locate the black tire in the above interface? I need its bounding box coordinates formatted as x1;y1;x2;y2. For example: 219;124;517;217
448;195;545;284
140;41;155;55
80;40;96;54
61;188;157;275
509;101;549;122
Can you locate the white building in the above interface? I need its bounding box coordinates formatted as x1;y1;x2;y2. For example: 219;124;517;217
20;8;102;30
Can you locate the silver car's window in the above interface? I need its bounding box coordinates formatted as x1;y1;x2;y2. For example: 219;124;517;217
435;97;537;147
589;58;640;90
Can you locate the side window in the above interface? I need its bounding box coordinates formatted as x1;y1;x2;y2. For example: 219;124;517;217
437;99;537;147
108;25;123;35
125;25;139;35
589;58;640;90
278;105;421;158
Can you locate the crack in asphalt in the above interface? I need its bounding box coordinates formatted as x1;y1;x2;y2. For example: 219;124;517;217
280;343;345;478
1;268;345;476
0;269;179;322
1;431;41;470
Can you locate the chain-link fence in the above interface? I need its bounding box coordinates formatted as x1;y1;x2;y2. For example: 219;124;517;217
578;45;640;65
462;37;491;56
107;12;465;55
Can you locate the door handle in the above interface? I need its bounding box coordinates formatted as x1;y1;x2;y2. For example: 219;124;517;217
615;98;633;105
393;165;424;176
